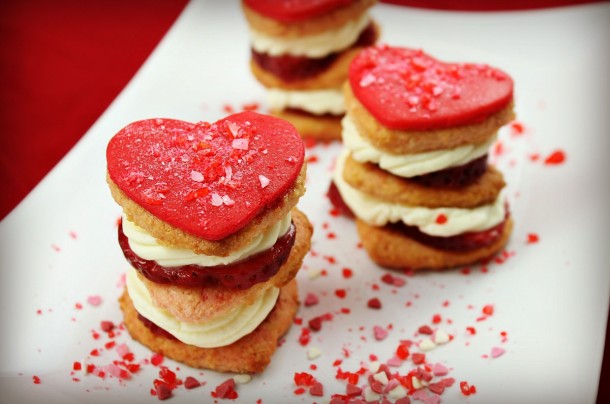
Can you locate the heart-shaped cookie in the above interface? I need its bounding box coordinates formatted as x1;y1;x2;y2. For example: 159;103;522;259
243;0;354;22
349;46;513;130
106;111;304;240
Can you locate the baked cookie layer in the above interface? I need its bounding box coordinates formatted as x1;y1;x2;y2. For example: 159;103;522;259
120;279;299;374
342;153;505;209
356;217;513;270
270;109;342;141
344;84;515;154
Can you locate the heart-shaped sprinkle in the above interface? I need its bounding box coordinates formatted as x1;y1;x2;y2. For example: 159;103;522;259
107;111;304;240
349;45;513;130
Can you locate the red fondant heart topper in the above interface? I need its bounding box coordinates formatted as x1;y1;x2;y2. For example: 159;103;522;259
107;111;304;240
244;0;354;22
349;45;514;130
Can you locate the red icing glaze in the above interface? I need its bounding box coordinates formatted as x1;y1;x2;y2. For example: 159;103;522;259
118;220;296;289
106;112;304;240
349;46;514;130
244;0;354;22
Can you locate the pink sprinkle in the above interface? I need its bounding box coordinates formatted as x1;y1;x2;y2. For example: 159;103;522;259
432;363;448;376
373;326;388;341
232;138;249;150
210;193;223;206
227;121;240;137
191;170;204;182
259;175;270;188
304;293;319;307
116;343;131;359
86;295;102;307
51;244;61;252
491;347;506;358
386;356;403;367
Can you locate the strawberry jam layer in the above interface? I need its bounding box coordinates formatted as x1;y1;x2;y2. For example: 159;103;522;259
388;217;507;252
118;221;296;290
410;154;488;188
252;22;376;82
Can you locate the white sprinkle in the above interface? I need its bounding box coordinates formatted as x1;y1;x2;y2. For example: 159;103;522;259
419;338;436;352
412;376;423;390
368;361;381;373
233;374;251;384
408;95;420;106
259;175;270;189
388;385;408;399
227;121;241;137
373;371;389;385
232;138;249;150
433;329;450;345
222;195;235;206
307;346;322;360
433;85;444;96
210;193;222;206
363;386;381;402
191;170;204;182
360;72;376;87
225;166;233;182
307;268;322;280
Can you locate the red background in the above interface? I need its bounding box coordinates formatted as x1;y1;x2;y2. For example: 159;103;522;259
0;2;607;400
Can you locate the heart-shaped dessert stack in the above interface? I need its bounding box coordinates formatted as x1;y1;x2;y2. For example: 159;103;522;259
106;111;312;373
242;0;380;141
331;45;515;270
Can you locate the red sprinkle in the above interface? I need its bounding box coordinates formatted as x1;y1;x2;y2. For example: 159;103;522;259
544;149;566;165
435;214;448;224
304;293;319;307
151;353;164;366
155;383;172;400
527;233;539;244
432;314;442;324
308;317;323;332
335;289;347;299
211;379;238;400
412;353;426;365
396;343;410;360
367;298;382;309
184;376;201;389
100;321;114;332
510;121;524;135
32;375;41;384
310;382;324;397
460;381;477;396
294;372;317;387
342;268;353;278
482;305;494;316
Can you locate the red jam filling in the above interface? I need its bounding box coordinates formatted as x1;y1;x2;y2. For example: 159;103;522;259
118;220;296;290
349;46;514;130
244;0;355;23
251;22;377;82
410;154;488;188
388;218;507;252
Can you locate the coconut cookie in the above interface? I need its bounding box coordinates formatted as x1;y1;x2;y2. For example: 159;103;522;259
106;111;313;373
242;0;379;141
331;45;515;271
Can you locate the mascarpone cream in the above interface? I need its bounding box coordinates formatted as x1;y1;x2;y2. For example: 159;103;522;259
268;88;345;115
333;150;506;237
342;115;496;178
126;267;279;348
249;13;371;58
122;212;291;267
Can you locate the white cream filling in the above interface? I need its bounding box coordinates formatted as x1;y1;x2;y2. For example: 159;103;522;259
333;150;506;237
250;13;371;58
342;115;496;178
268;88;345;115
122;212;291;267
126;267;280;348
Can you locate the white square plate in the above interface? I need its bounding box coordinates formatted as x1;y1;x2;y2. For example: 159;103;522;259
1;1;609;402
